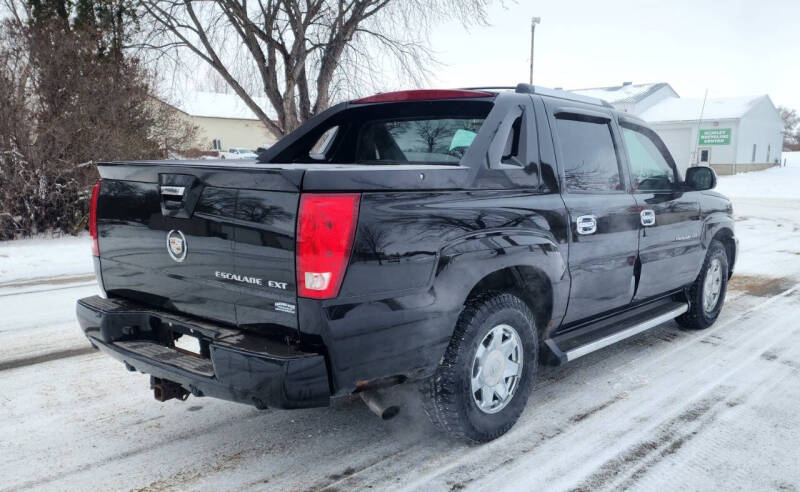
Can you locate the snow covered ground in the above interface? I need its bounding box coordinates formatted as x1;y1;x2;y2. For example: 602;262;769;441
1;167;799;491
782;150;800;167
0;234;93;285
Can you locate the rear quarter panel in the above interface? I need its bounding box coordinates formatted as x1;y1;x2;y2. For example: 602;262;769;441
298;190;570;394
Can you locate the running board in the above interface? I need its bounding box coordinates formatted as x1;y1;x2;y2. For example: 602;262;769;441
545;301;688;364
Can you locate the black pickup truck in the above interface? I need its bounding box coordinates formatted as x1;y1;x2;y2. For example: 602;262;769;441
77;84;737;442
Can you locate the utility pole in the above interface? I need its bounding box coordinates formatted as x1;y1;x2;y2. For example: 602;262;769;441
529;17;541;84
694;88;709;167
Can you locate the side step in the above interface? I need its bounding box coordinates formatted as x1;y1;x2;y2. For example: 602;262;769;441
545;301;688;364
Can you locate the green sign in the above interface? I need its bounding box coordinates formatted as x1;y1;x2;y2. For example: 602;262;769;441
698;128;731;145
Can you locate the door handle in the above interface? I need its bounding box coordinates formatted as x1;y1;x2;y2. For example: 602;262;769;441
576;215;597;235
640;209;656;226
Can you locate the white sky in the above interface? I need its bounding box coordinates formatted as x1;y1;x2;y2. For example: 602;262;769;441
426;0;800;110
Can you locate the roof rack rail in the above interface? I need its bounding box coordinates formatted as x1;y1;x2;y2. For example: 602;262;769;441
514;83;614;108
459;83;614;109
459;86;516;91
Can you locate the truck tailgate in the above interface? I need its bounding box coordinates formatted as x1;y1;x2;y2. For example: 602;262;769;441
96;161;303;334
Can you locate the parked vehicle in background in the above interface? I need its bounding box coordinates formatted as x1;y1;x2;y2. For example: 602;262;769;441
77;84;737;442
220;147;258;159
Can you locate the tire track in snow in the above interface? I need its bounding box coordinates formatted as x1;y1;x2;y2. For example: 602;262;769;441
617;356;800;492
390;287;800;491
0;346;95;372
0;274;95;292
2;409;269;492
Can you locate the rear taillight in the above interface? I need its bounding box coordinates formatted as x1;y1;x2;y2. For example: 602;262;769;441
89;180;101;256
296;193;360;299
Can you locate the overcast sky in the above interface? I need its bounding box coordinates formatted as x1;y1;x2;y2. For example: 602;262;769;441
426;0;800;110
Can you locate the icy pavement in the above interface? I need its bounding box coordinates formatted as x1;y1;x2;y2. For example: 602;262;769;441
1;169;799;491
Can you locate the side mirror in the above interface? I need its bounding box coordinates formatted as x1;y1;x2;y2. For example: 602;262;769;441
685;166;717;191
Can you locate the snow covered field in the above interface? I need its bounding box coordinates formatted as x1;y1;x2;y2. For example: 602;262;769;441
1;167;799;491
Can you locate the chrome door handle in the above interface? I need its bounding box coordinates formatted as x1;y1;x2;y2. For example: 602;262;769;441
576;215;597;235
640;209;656;226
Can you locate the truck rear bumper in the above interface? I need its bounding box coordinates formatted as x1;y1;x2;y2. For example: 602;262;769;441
77;295;330;409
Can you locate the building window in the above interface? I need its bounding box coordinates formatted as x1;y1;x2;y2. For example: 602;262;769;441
751;144;757;163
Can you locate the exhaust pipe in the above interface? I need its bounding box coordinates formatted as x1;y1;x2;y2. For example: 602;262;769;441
359;390;400;420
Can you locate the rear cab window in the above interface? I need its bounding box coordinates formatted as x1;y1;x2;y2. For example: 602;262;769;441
356;118;484;164
268;99;493;165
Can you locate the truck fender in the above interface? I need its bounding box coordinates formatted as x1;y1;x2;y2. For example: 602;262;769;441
433;228;569;339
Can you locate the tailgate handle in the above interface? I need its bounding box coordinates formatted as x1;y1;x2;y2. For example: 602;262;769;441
160;185;186;198
159;174;202;218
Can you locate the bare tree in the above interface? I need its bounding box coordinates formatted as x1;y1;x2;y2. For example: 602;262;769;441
138;0;494;137
415;120;448;153
779;106;799;148
0;1;197;239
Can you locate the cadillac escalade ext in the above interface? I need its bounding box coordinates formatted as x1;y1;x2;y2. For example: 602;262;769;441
77;84;737;442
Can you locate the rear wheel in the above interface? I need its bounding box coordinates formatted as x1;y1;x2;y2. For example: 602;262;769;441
677;240;729;330
421;292;538;442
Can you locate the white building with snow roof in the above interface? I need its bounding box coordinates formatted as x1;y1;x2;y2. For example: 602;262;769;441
572;83;783;175
572;82;679;115
157;91;279;153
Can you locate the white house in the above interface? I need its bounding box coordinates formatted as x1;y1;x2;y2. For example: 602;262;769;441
639;95;783;175
158;91;279;152
572;83;783;176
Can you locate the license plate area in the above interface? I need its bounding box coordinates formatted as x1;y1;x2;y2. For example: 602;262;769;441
173;333;204;356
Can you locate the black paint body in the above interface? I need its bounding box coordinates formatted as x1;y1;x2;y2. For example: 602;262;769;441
78;90;737;408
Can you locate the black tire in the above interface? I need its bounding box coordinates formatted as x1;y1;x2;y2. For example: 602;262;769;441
421;292;538;442
677;240;729;330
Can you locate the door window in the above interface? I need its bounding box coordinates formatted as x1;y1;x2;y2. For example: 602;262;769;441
621;124;677;191
555;115;622;192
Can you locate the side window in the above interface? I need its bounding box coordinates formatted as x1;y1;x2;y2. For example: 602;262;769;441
309;126;339;160
555;115;622;192
501;116;522;166
621;124;676;191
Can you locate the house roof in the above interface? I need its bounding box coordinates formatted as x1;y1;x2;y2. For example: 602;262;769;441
165;91;276;120
571;82;674;105
640;95;770;122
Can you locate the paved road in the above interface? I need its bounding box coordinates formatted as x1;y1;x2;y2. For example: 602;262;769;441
2;197;799;491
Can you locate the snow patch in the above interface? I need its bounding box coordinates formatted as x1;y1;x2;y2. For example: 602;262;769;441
640;95;766;122
0;234;94;283
715;164;800;201
571;83;662;104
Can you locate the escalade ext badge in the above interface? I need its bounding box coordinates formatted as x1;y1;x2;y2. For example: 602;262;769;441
213;271;288;289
